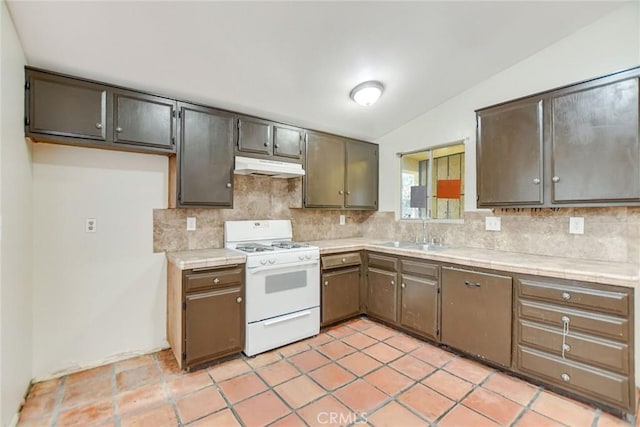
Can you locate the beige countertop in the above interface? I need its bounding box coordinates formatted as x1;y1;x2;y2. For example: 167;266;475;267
166;248;246;270
308;238;640;288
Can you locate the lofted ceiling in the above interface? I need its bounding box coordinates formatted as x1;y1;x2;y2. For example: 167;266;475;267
6;1;627;141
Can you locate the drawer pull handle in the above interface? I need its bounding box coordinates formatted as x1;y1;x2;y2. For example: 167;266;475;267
324;281;329;286
213;278;220;284
562;344;571;353
561;292;571;301
341;258;346;263
464;281;481;288
561;373;570;382
561;316;571;359
236;296;242;303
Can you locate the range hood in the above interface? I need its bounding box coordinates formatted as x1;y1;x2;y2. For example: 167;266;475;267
234;156;305;179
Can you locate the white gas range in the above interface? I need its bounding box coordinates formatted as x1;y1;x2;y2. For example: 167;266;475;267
224;220;320;356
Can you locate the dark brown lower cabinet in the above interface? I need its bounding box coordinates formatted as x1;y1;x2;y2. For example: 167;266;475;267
367;268;398;323
322;268;361;326
399;274;439;340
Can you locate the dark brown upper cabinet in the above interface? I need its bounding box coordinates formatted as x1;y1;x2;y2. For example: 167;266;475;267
237;116;272;155
25;67;176;155
112;90;176;151
173;102;235;208
476;66;640;208
273;124;304;159
236;116;303;162
304;130;378;210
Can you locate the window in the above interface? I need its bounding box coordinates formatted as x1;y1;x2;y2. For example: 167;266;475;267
400;141;465;220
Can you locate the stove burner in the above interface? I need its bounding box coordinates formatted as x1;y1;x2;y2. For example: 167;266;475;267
236;243;275;253
271;241;310;249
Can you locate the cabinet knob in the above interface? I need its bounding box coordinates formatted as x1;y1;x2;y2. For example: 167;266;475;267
401;283;406;289
226;183;232;188
338;190;344;195
562;343;571;353
324;281;329;286
236;296;242;303
341;258;346;263
533;178;540;185
95;123;103;129
390;280;395;286
561;292;571;301
561;373;570;382
274;144;279;148
346;191;351;195
116;127;123;133
552;176;560;183
264;142;269;147
213;278;220;284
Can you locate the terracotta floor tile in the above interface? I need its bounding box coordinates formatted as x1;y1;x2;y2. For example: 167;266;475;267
384;334;423;353
115;364;161;393
438;404;500;427
298;395;354;426
207;357;252;382
326;324;357;339
443;357;494;384
115;355;155;373
463;388;524;425
189;408;241;427
363;366;413;395
58;398;114;426
483;372;538;406
278;340;311;357
176;386;226;424
219;372;268;404
422;370;473;401
27;378;61;399
234;390;290;426
368;401;430;427
274;375;325;409
515;410;566;427
156;352;181;378
61;375;113;409
304;332;334;347
246;350;282;369
256;360;300;387
362;342;404;363
289;349;331;372
317;340;356;360
389;355;436;380
531;392;596;426
334;379;388;414
397;383;454;421
166;370;213;397
115;382;168;416
120;403;177;427
15;416;52;427
337;352;382;376
597;412;632;427
341;332;378;349
269;413;307;427
65;365;112;387
309;363;356;391
410;344;456;367
362;325;398;341
343;317;376;331
17;393;57;421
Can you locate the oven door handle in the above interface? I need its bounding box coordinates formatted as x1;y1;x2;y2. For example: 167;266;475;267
248;260;319;274
263;310;312;326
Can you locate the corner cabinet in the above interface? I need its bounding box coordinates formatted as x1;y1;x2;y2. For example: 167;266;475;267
304;131;378;210
167;262;244;370
476;66;640;208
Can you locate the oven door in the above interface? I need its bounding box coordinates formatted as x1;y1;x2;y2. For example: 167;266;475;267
245;259;320;323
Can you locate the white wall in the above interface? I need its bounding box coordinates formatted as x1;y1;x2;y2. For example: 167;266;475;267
376;3;640;215
0;1;32;425
32;144;168;379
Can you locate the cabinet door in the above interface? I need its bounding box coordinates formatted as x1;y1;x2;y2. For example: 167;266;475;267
305;131;345;208
237;117;272;155
477;98;543;206
27;71;107;142
345;140;378;209
178;103;234;207
113;90;176;151
367;268;397;323
273;125;303;159
185;285;244;366
551;78;640;203
322;267;360;326
400;274;438;340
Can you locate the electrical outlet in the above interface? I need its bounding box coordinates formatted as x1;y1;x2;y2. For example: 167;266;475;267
485;216;501;231
85;218;97;233
339;214;346;225
187;217;197;231
569;217;584;234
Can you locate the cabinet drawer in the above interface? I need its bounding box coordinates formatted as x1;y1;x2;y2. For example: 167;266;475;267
518;319;629;374
184;267;243;293
322;252;361;270
401;259;439;278
367;253;398;271
519;277;629;316
517;346;631;410
519;300;629;341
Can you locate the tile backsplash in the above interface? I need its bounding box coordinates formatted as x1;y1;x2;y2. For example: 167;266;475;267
154;175;639;264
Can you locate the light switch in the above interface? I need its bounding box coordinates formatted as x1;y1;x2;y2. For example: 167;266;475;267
187;217;196;231
569;217;584;234
485;216;501;231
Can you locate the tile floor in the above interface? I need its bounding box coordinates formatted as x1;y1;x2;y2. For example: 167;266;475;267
17;317;634;427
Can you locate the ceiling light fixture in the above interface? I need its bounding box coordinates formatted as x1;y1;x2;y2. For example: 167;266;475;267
350;80;384;107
